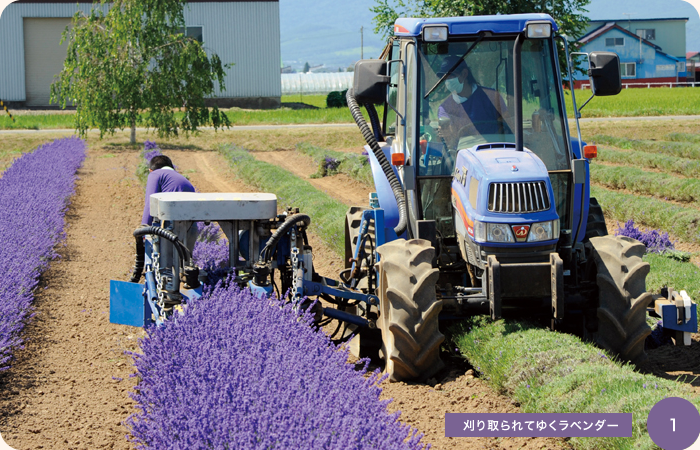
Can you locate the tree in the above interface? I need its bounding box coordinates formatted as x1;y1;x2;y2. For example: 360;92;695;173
51;0;231;144
303;62;311;73
370;0;591;81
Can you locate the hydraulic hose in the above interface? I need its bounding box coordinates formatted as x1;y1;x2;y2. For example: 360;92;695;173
364;102;384;143
259;214;311;264
346;88;407;237
129;234;146;283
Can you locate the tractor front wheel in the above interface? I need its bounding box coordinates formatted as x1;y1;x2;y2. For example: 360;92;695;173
376;239;444;382
587;235;652;365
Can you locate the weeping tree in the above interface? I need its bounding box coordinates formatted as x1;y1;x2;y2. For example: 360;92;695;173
51;0;231;144
370;0;591;81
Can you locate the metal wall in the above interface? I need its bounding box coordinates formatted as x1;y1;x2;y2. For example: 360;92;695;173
585;19;687;59
0;1;281;104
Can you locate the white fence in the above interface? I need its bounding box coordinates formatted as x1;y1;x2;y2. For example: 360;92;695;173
580;82;699;89
281;73;354;95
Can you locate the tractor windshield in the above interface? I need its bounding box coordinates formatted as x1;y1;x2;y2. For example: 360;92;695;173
417;38;569;176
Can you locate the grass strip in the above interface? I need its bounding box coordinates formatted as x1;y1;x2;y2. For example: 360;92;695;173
665;132;700;143
219;144;347;257
590;135;700;160
295;142;373;186
591;163;700;205
597;147;700;179
563;88;700;118
451;317;700;450
592;185;700;245
644;252;700;300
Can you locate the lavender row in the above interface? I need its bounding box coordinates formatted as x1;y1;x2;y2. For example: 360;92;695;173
0;137;86;370
128;283;428;449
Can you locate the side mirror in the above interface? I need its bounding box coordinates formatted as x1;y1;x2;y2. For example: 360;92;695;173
353;60;389;104
588;52;622;96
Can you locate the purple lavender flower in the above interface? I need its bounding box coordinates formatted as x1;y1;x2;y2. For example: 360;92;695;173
323;156;340;171
0;137;86;370
615;220;675;254
142;141;162;162
127;284;428;449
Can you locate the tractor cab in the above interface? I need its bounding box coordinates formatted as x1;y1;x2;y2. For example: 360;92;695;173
384;15;572;249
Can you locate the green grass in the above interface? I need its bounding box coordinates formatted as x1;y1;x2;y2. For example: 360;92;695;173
596;147;700;179
565;87;700;118
666;132;700;143
591;163;700;205
592;185;700;245
645;252;700;300
451;317;700;450
590;135;700;160
281;94;328;108
218;144;348;256
295;142;373;186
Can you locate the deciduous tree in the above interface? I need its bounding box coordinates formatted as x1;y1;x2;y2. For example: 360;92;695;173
51;0;231;144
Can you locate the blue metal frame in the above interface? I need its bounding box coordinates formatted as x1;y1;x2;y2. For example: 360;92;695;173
659;302;697;333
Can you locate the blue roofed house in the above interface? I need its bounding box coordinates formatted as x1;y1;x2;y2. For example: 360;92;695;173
574;18;688;88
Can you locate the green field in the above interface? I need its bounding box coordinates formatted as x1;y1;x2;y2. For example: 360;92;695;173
3;87;700;131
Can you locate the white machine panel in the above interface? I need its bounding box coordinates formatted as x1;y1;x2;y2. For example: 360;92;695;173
150;192;277;221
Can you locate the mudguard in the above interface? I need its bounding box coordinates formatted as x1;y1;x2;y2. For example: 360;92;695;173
570;138;591;243
365;142;401;230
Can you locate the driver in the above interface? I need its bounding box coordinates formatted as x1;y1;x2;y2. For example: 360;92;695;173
437;56;511;150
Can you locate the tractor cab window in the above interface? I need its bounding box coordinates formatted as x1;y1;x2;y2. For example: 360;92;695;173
417;38;569;176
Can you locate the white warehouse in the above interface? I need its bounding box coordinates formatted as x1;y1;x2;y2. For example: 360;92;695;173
0;0;281;108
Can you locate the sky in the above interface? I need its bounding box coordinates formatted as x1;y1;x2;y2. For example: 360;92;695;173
279;0;700;71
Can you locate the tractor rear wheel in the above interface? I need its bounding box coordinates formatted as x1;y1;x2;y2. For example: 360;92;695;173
376;239;444;382
585;197;608;240
587;235;652;365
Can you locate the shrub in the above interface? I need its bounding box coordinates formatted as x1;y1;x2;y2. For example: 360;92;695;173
128;283;427;450
326;89;348;108
0;137;86;370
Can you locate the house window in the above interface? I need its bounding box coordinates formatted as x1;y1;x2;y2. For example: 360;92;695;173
605;37;625;47
636;29;655;40
620;63;636;78
178;27;203;43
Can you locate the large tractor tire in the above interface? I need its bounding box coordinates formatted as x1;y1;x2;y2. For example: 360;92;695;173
376;239;444;382
587;235;652;365
585;197;608;241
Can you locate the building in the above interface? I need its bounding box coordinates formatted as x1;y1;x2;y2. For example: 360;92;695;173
688;51;700;82
575;18;688;88
0;0;281;108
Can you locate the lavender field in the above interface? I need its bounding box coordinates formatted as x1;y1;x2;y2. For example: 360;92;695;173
0;137;86;370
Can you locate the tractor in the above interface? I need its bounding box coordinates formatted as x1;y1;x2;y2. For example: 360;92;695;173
110;13;697;382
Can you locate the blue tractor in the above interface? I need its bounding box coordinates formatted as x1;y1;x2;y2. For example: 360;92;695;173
111;13;697;382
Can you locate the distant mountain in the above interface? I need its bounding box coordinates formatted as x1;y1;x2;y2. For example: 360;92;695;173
279;0;700;71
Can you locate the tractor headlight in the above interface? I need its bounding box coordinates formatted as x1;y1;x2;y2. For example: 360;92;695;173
527;220;559;242
473;221;515;243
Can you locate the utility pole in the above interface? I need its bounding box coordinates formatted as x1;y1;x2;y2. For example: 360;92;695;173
361;26;364;60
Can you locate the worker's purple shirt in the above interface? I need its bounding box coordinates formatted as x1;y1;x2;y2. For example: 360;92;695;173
141;167;195;225
438;86;511;136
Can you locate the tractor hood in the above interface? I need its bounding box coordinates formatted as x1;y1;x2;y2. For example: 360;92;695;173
461;144;549;181
451;142;559;242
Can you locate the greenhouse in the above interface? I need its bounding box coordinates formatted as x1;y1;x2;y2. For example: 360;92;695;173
281;73;353;95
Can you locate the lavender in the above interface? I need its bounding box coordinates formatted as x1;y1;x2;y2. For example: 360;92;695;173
614;220;675;254
127;284;427;450
0;137;86;370
192;222;229;271
323;156;340;171
143;141;162;161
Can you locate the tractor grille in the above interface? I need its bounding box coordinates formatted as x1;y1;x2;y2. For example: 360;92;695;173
488;181;550;213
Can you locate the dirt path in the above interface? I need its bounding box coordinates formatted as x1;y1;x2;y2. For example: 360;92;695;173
251;149;372;208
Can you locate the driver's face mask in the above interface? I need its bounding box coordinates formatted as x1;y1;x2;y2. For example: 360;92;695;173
445;76;463;94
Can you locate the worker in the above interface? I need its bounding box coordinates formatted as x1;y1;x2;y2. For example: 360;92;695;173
141;155;195;225
436;56;511;153
140;154;197;254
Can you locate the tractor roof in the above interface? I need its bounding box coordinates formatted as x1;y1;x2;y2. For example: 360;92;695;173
393;14;558;37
